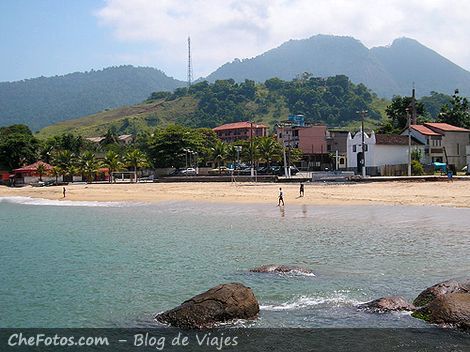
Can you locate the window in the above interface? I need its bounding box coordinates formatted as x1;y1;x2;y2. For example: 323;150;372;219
353;145;357;152
364;144;368;152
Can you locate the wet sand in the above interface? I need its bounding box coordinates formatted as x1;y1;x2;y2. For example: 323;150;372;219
1;181;470;208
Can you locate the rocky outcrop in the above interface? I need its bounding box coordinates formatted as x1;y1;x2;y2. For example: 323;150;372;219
358;296;416;313
250;264;315;276
413;293;470;330
413;279;470;307
155;283;259;329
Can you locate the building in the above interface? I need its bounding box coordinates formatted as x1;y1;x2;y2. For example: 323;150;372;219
402;122;470;168
13;161;54;185
276;120;329;170
85;134;134;146
424;123;470;169
213;121;268;142
326;130;349;169
404;125;444;164
347;130;424;175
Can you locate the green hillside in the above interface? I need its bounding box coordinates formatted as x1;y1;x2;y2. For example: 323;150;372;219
38;75;385;138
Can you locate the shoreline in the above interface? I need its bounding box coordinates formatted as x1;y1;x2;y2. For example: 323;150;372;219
1;181;470;208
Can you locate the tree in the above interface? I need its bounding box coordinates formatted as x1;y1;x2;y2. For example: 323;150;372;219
384;96;426;132
255;136;281;167
36;163;47;181
102;151;123;183
124;149;148;182
438;90;470;129
52;150;76;182
211;140;228;174
50;166;61;184
0;125;39;171
78;151;99;183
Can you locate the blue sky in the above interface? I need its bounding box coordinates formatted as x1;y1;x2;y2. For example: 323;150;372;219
1;0;470;82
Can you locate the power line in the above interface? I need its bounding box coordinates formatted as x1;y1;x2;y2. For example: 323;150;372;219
187;36;193;87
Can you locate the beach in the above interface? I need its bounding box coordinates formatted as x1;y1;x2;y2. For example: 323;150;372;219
1;180;470;207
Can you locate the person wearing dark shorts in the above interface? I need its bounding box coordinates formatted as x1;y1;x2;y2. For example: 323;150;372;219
278;187;284;206
63;187;66;198
299;183;304;197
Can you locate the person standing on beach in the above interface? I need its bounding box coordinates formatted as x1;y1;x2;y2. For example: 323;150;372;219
63;187;66;198
278;187;285;206
299;183;304;197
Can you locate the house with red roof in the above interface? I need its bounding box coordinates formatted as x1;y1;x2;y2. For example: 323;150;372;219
213;121;268;142
13;161;54;185
402;122;470;168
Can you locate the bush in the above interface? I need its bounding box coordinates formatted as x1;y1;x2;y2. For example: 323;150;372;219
411;160;424;176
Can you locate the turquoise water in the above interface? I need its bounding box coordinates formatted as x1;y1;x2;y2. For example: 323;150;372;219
0;197;469;328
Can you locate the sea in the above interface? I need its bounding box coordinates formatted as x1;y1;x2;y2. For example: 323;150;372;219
0;196;469;349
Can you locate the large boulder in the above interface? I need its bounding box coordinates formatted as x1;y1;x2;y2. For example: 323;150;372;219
250;264;315;276
155;283;259;329
413;279;470;307
413;293;470;330
357;296;416;313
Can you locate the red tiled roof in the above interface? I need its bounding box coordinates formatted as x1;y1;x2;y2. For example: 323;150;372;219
410;125;441;136
14;161;53;173
424;122;470;132
375;134;423;145
213;121;268;131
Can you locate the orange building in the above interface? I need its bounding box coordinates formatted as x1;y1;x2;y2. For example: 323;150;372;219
213;121;268;142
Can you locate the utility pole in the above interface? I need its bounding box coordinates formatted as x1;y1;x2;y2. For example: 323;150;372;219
410;84;417;125
187;36;193;87
356;110;368;177
406;108;412;176
250;121;254;178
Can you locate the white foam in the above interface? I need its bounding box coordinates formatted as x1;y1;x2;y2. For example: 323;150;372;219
261;292;363;311
0;196;137;208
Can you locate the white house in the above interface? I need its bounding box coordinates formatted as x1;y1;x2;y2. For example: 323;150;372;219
347;130;424;175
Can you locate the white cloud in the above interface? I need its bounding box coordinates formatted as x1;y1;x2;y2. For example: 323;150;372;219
95;0;470;79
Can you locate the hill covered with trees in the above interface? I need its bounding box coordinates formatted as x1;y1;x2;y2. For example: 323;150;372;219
38;74;384;137
0;65;185;130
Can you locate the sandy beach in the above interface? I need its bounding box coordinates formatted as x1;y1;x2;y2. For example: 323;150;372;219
1;180;470;207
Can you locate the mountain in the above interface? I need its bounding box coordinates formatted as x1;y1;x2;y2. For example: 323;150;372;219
206;35;470;98
0;65;185;130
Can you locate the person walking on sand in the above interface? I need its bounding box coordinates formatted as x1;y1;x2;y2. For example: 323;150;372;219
299;183;304;197
278;187;285;206
63;187;66;198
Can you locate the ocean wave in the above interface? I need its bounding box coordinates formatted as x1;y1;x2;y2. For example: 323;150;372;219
260;292;364;311
0;196;137;208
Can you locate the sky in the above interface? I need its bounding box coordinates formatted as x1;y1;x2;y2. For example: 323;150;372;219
1;0;470;82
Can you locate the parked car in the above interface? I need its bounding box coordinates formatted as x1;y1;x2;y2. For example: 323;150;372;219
180;168;197;176
208;167;233;175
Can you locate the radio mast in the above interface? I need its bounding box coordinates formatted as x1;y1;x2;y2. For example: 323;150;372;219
187;36;193;87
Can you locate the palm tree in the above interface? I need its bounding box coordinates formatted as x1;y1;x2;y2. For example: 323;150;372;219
102;151;123;183
52;150;75;182
78;151;99;183
256;136;282;168
50;166;61;184
124;149;148;182
211;140;228;174
36;163;47;181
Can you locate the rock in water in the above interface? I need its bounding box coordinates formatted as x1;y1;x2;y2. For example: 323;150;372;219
414;293;470;330
155;283;259;329
357;296;416;313
413;279;470;307
250;264;315;276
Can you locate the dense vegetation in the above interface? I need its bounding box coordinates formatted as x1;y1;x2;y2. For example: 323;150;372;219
0;65;184;130
207;35;470;98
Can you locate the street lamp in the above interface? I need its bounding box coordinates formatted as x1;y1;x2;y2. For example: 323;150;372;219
356;110;368;177
406;108;412;176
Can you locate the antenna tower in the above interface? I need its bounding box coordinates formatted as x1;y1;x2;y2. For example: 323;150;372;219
187;36;193;87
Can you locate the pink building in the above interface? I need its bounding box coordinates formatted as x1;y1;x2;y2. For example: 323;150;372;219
276;124;328;155
213;121;268;143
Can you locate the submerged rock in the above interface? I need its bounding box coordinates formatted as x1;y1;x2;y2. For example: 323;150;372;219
413;293;470;330
155;283;259;329
413;279;470;307
249;264;315;276
357;296;416;313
